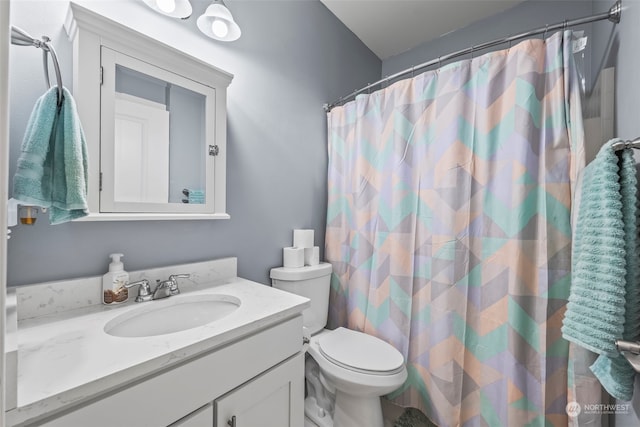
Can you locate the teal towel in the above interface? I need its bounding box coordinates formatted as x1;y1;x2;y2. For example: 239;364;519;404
562;139;640;401
185;188;204;204
13;87;89;224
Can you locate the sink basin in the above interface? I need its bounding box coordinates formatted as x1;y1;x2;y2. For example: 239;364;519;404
104;294;241;338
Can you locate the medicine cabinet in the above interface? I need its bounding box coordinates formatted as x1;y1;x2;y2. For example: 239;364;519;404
65;3;233;220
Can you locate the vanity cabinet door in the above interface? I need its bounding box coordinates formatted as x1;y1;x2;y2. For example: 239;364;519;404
214;353;304;427
169;403;213;427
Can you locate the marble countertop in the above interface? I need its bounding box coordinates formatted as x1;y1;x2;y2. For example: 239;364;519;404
8;277;309;426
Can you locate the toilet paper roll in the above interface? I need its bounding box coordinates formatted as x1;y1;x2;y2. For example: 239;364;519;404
293;229;314;248
304;246;320;266
283;247;305;268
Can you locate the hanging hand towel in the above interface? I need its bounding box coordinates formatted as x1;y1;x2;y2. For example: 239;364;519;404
13;87;89;224
562;139;640;401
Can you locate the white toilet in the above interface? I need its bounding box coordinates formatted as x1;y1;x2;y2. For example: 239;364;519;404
270;263;407;427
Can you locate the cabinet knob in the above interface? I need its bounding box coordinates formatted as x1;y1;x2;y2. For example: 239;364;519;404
227;415;236;427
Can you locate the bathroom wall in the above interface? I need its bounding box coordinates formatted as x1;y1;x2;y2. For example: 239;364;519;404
6;0;381;286
382;1;594;86
591;1;640;425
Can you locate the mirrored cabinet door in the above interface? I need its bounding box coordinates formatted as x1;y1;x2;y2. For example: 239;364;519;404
100;47;215;214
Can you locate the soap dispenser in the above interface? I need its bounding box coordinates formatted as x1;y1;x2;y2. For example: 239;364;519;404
102;253;129;304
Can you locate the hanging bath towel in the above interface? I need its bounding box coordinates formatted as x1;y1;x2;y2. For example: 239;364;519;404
562;138;640;401
13;86;89;224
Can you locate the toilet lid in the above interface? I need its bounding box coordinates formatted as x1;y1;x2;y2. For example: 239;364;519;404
318;327;404;374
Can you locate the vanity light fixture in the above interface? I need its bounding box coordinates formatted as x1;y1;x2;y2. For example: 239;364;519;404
142;0;193;19
197;0;241;42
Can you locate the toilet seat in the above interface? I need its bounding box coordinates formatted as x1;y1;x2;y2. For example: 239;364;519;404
317;327;405;375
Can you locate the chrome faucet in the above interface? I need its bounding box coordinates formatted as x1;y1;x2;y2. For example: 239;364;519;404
125;274;191;303
152;274;191;300
124;279;153;303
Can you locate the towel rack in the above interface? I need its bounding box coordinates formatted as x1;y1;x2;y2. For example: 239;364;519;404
10;26;63;107
612;137;640;151
615;340;640;373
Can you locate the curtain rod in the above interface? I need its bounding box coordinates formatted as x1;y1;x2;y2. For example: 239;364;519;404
324;0;622;112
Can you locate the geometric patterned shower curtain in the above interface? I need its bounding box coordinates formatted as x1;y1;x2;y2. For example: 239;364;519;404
325;31;585;426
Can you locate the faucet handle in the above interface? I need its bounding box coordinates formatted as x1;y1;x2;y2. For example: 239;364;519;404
125;279;152;302
167;274;190;295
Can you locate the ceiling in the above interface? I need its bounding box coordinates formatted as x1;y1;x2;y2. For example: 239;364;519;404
319;0;528;60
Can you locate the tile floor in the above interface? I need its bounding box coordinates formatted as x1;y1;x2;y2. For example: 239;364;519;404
382;399;436;427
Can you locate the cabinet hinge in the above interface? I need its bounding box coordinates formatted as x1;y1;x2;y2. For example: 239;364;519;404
100;66;103;86
209;145;219;156
99;172;103;191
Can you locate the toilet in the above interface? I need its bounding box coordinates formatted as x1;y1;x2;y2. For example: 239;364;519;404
270;263;407;427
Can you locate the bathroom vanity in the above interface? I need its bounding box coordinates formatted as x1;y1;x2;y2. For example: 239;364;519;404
5;258;308;427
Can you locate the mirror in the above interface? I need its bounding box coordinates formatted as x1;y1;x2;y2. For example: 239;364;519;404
65;3;233;220
101;48;212;213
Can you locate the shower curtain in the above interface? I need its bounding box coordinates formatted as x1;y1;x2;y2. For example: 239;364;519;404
325;31;585;427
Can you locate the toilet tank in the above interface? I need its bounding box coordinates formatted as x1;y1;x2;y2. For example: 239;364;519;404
270;263;332;335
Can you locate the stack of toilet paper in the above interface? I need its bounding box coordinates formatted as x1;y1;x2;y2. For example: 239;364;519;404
283;229;320;268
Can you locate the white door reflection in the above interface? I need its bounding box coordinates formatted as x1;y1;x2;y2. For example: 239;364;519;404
114;93;170;204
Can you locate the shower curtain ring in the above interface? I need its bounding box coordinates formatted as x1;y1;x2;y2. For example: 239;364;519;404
563;19;568;30
543;24;549;40
471;46;475;59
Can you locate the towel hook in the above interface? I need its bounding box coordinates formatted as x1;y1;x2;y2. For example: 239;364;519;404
40;37;64;108
10;26;64;107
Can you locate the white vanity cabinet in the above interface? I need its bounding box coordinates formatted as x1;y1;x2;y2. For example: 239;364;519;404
214;353;304;427
168;354;304;427
32;317;304;427
169;404;214;427
167;350;303;427
6;260;309;427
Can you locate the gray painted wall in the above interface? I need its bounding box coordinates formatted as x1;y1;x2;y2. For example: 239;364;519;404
382;1;594;86
7;0;381;286
591;1;640;425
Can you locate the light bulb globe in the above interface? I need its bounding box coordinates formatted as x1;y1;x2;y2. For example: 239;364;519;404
156;0;176;13
211;19;229;38
196;1;241;41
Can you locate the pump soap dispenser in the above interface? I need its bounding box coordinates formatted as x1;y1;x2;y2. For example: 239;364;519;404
102;253;129;304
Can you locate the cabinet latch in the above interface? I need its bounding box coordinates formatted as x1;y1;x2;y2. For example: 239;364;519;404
209;145;219;156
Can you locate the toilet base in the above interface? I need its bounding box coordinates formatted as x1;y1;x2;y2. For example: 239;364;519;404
305;396;333;427
333;390;383;427
305;393;384;427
